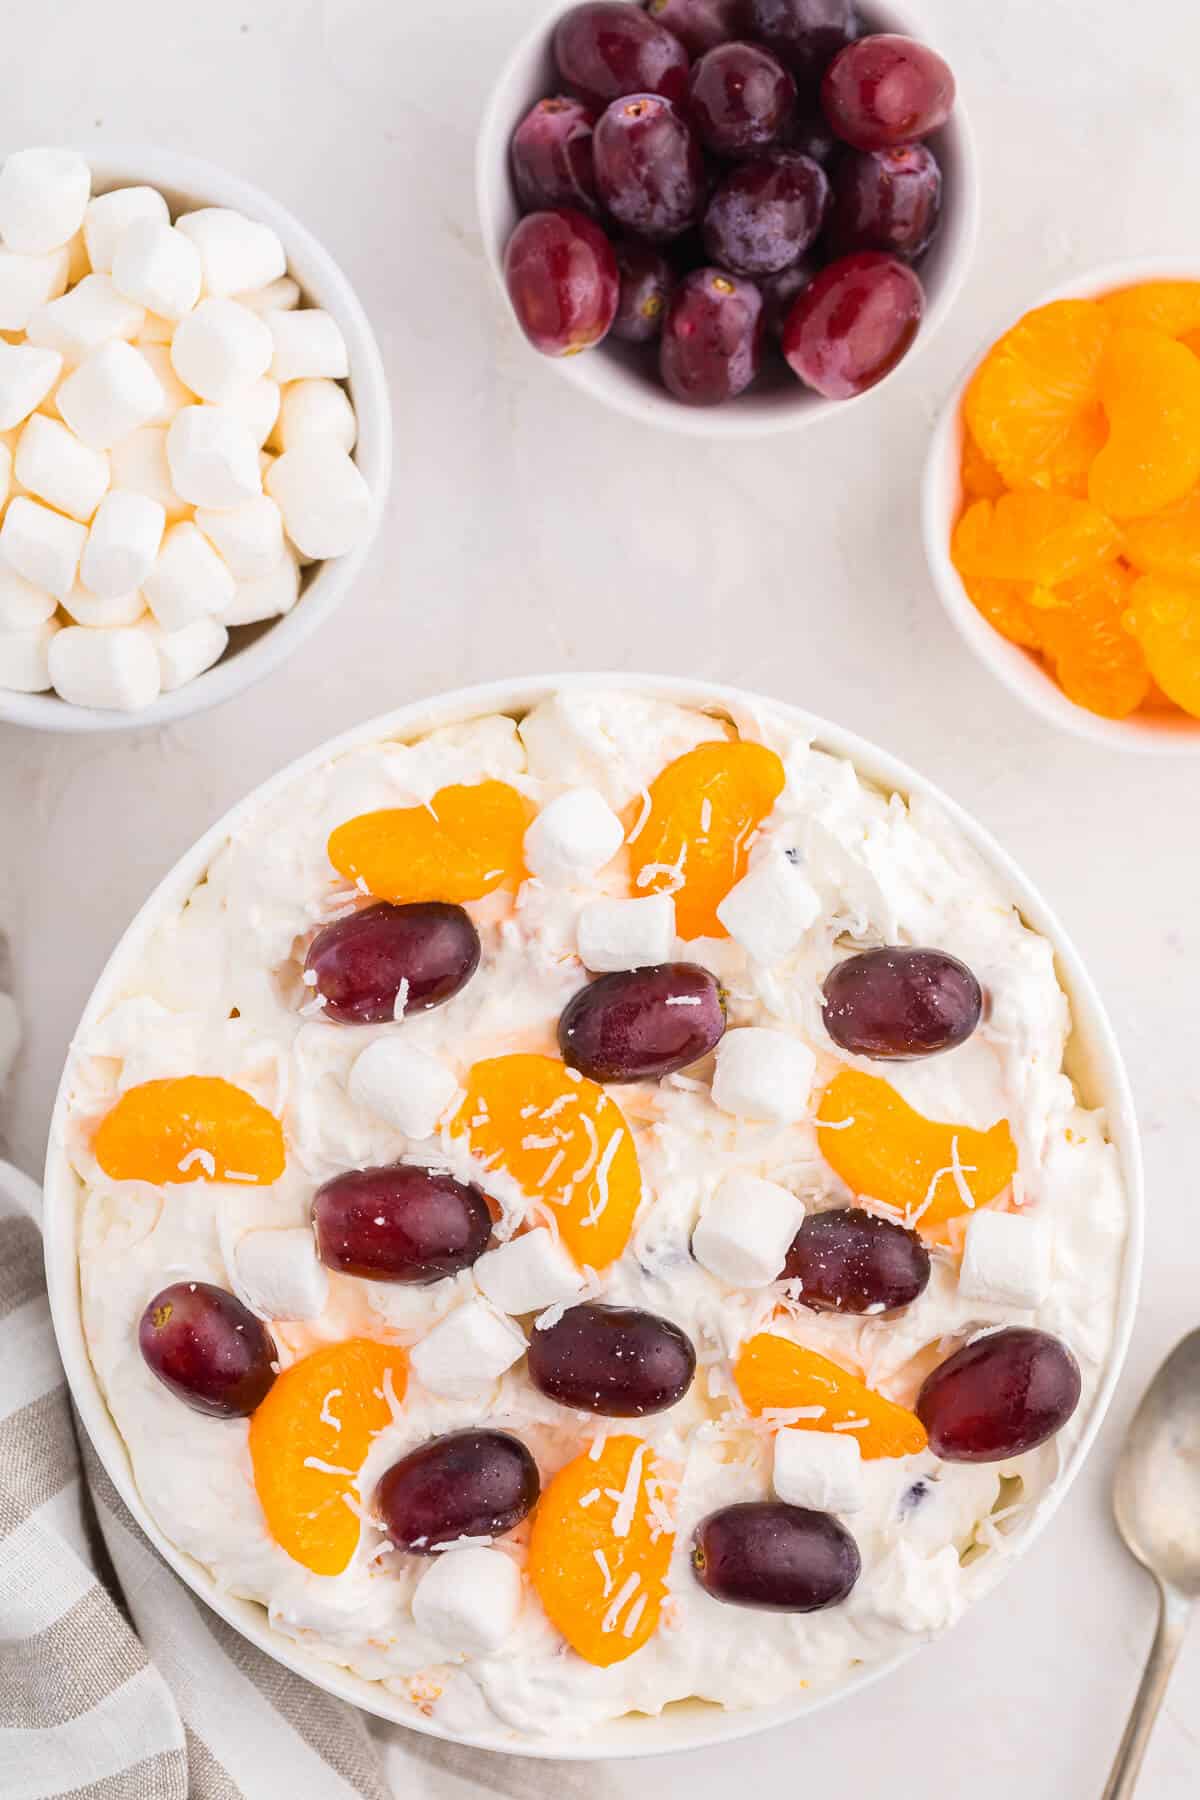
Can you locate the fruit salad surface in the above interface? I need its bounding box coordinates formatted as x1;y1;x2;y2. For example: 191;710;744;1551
66;690;1127;1741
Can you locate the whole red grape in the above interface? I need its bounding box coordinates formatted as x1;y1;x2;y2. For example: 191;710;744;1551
554;3;690;108
688;42;797;158
313;1164;493;1284
693;1503;861;1610
139;1282;277;1418
612;240;676;342
748;0;858;86
822;34;955;150
917;1328;1083;1463
305;901;480;1025
377;1430;540;1552
644;0;749;57
527;1303;697;1415
661;267;764;403
559;964;726;1081
781;1207;931;1312
503;208;619;356
593;95;705;242
511;96;599;215
826;143;942;260
822;946;981;1058
782;250;922;398
703;151;828;275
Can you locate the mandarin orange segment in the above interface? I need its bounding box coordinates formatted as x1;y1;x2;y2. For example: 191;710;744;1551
963;300;1110;493
960;429;1008;502
528;1434;675;1666
1036;564;1149;718
952;494;1121;588
453;1054;643;1269
1090;328;1200;519
961;576;1045;649
734;1334;927;1459
93;1076;285;1185
1125;575;1200;717
628;741;786;941
1101;281;1200;339
1122;488;1200;583
249;1339;408;1577
816;1069;1018;1233
327;781;529;904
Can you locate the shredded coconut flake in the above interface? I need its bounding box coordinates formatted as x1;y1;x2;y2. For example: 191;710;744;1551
601;1572;641;1634
303;1456;355;1477
592;1548;614;1596
393;978;410;1023
611;1441;647;1538
178;1148;216;1177
626;789;653;844
319;1388;343;1431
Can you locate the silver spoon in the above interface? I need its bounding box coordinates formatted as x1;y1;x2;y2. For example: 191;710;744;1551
1104;1328;1200;1798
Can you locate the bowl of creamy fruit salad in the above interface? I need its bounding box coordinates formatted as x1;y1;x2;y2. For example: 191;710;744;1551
45;675;1141;1757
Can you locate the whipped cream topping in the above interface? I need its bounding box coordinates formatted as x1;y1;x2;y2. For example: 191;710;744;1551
67;690;1128;1742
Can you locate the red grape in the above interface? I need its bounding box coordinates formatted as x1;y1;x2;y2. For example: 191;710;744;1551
703;151;828;276
782;250;922;398
313;1164;492;1284
593;95;704;242
554;3;690;109
822;946;982;1059
760;258;816;342
644;0;749;57
781;1206;931;1312
822;34;955;151
376;1430;539;1553
748;0;858;86
527;1302;697;1415
511;96;599;215
612;240;676;342
693;1502;861;1609
661;267;764;403
826;143;942;261
917;1328;1083;1463
503;208;620;356
305;901;480;1025
139;1281;277;1418
559;963;726;1081
688;42;797;158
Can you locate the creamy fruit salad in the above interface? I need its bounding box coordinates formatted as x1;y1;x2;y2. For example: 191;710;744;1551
66;689;1128;1743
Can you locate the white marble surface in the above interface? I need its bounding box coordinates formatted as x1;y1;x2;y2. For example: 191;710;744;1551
2;0;1198;1791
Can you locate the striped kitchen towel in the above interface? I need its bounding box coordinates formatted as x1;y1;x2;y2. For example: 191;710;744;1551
0;1001;616;1798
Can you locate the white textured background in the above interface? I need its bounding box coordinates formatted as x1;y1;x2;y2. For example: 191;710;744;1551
1;0;1198;1792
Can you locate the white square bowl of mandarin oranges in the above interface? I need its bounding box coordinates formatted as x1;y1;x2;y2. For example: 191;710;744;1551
45;674;1141;1757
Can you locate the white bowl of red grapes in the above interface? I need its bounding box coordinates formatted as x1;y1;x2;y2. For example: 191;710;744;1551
478;0;977;432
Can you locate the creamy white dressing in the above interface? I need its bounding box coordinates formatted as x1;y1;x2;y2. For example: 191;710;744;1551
69;691;1128;1742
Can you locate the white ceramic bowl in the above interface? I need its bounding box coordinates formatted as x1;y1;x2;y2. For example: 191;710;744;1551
0;146;392;735
476;0;978;440
43;672;1142;1760
922;255;1200;753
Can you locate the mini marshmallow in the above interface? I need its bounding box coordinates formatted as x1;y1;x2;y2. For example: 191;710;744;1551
143;520;235;632
48;622;161;710
143;614;228;691
136;343;194;423
62;582;145;627
410;1299;526;1399
716;853;821;965
195;495;284;581
171;297;272;404
0;617;58;691
0;149;90;255
411;1547;522;1658
347;1039;459;1140
111;219;202;322
0;244;70;330
577;894;676;972
271;376;356;454
958;1211;1052;1310
176;208;286;298
266;308;349;384
711;1028;816;1124
0;340;62;428
265;438;369;560
83;185;170;275
15;413;109;521
167;403;261;508
81;490;166;596
26;273;144;362
235;1227;329;1321
221;549;301;625
474;1230;582;1316
0;564;55;629
523;787;624;885
110;426;189;523
692;1173;805;1288
237;274;301;315
773;1428;865;1515
57;340;165;450
224;376;279;447
0;495;86;597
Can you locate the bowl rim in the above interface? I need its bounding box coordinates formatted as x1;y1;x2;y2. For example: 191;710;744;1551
0;143;393;736
42;670;1144;1760
922;253;1200;754
474;0;980;440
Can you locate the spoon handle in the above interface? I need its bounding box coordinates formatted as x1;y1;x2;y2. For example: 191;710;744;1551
1102;1581;1192;1799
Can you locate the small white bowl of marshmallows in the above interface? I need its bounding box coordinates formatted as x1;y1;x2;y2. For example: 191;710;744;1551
0;146;390;732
